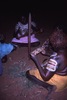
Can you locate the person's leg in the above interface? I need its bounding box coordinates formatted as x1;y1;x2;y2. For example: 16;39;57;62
0;59;3;75
26;69;55;92
1;55;7;63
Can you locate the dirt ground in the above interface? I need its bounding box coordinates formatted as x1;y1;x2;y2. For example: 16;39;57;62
0;15;67;100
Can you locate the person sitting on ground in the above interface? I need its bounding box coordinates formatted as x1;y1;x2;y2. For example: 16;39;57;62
12;16;40;47
0;34;17;63
0;33;17;75
26;27;67;92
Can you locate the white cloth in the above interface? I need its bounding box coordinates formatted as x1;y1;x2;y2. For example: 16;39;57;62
12;34;39;43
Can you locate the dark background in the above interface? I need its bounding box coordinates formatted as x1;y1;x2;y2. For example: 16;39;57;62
0;0;67;32
0;2;67;100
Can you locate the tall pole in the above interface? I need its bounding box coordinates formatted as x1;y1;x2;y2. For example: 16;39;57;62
28;13;31;58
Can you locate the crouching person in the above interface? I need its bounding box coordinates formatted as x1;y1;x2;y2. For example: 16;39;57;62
26;27;67;92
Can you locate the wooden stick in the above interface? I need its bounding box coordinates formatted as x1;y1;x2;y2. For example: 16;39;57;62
28;13;31;58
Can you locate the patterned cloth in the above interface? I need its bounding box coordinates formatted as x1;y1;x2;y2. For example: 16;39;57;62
15;21;36;36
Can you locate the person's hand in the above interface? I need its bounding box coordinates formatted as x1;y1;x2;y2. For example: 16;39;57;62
30;47;44;57
42;39;49;48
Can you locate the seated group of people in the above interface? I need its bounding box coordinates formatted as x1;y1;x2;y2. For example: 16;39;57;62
0;16;67;93
0;16;40;75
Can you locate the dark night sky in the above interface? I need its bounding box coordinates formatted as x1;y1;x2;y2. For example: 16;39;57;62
0;0;67;31
0;1;67;15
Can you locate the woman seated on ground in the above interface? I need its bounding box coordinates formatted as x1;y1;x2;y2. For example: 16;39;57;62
26;27;67;92
12;16;40;47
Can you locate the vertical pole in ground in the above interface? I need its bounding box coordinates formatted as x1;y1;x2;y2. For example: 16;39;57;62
28;13;31;59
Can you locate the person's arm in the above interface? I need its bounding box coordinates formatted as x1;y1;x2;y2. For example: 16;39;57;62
30;52;56;81
13;22;20;39
41;39;54;56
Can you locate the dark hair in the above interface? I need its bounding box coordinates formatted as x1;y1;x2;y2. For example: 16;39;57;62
21;16;27;24
49;27;67;52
